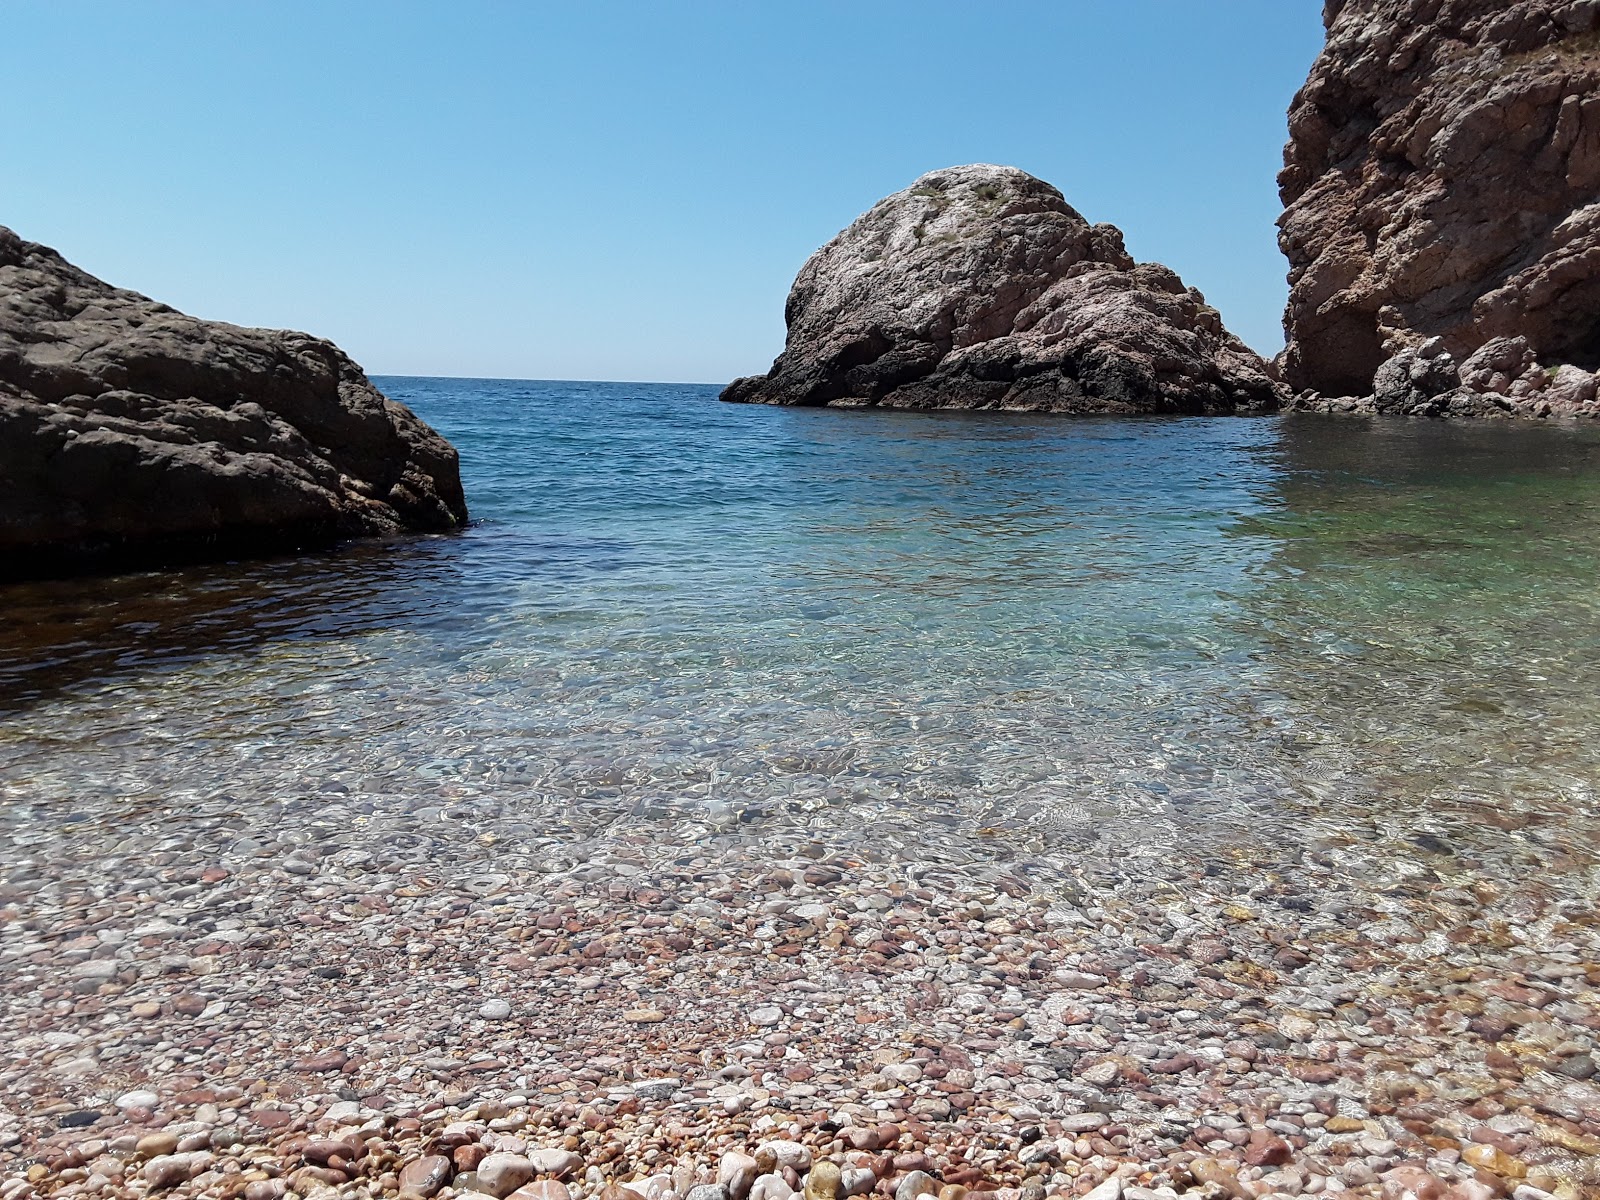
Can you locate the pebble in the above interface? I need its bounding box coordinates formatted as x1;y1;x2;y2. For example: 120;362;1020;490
895;1171;939;1200
478;1153;536;1197
399;1154;454;1198
135;1132;179;1157
480;998;513;1020
528;1149;583;1178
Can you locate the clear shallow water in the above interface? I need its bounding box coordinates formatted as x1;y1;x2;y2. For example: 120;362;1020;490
4;379;1600;892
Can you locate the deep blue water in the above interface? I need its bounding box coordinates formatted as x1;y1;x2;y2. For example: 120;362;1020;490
4;379;1600;888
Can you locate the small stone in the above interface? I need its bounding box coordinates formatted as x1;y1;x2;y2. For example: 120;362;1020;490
244;1182;288;1200
1279;1015;1318;1042
1461;1144;1526;1179
479;999;513;1020
632;1079;680;1101
839;1169;875;1198
1244;1130;1292;1167
1380;1166;1447;1200
895;1171;938;1200
399;1155;455;1199
750;1006;783;1027
845;1127;882;1152
1061;1112;1109;1133
137;1132;180;1158
1189;1159;1242;1196
1081;1180;1121;1200
804;1161;841;1200
130;1001;162;1019
143;1154;207;1189
306;1137;358;1165
623;1009;667;1023
478;1154;537;1198
172;993;207;1016
719;1153;759;1200
751;1175;796;1200
756;1142;812;1172
688;1186;732;1200
1078;1060;1120;1088
528;1149;583;1179
116;1089;160;1110
293;1049;348;1072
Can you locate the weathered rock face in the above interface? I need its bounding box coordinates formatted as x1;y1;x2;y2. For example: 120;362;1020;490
1294;334;1600;416
0;226;467;579
723;165;1282;416
1279;0;1600;398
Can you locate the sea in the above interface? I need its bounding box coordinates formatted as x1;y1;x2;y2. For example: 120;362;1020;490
4;379;1600;894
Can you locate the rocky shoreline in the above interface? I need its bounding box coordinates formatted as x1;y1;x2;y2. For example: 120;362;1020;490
3;836;1595;1200
0;227;467;582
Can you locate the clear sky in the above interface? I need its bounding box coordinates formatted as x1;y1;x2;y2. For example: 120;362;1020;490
2;2;1326;383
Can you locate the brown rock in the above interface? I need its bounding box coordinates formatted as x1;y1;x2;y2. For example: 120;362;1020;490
1187;1158;1248;1199
398;1154;454;1199
0;225;466;581
1460;1143;1526;1179
724;164;1282;416
1280;0;1600;397
293;1050;349;1073
136;1132;179;1158
303;1137;361;1166
1243;1129;1292;1167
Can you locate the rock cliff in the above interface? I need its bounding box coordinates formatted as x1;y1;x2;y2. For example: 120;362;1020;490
0;226;467;579
1279;0;1600;399
723;165;1282;416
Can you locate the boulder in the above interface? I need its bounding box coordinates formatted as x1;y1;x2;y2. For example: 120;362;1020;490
722;164;1282;416
1279;0;1600;397
0;225;467;579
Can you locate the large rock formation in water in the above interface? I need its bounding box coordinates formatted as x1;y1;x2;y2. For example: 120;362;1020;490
723;165;1282;416
0;226;467;579
1280;0;1600;400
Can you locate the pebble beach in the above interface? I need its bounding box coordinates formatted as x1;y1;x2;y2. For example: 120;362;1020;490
3;824;1597;1200
5;390;1600;1200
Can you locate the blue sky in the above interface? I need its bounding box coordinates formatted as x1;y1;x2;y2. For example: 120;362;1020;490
2;3;1325;382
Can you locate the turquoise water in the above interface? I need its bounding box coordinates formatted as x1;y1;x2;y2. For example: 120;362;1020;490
4;380;1600;890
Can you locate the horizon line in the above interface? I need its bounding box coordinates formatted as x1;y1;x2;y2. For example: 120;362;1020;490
369;372;728;387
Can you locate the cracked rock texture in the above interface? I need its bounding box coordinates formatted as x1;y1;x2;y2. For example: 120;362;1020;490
1279;0;1600;397
0;226;467;580
722;165;1282;416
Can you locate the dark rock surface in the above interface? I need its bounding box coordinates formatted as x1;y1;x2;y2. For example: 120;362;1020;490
0;226;466;579
723;165;1282;416
1279;0;1600;398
